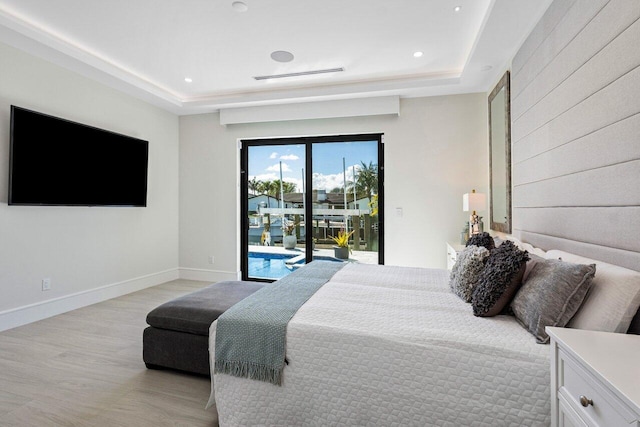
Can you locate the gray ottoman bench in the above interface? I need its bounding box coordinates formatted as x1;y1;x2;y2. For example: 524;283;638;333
143;280;264;375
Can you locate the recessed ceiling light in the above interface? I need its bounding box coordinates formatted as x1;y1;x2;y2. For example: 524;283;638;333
271;50;294;63
232;1;248;12
454;6;462;12
480;65;493;71
184;77;193;83
413;51;423;58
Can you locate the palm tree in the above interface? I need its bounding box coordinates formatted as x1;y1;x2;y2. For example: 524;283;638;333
265;181;280;197
248;177;260;194
348;161;378;201
254;180;270;195
282;181;298;194
253;180;297;197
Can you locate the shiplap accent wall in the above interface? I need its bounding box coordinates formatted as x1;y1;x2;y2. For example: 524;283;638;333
511;0;640;272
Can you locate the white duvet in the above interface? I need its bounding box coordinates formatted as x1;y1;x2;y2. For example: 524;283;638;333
209;264;550;426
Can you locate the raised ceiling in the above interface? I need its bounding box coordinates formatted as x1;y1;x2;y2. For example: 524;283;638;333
0;0;552;115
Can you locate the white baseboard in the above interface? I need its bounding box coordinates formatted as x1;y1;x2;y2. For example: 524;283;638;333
178;267;240;282
0;268;179;332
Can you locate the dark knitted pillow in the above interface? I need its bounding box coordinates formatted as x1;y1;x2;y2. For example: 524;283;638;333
471;241;529;317
466;232;495;251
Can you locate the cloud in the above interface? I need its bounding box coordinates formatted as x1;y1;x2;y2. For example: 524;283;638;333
312;172;343;191
251;173;279;182
280;154;299;161
269;152;278;159
266;162;291;172
312;165;358;191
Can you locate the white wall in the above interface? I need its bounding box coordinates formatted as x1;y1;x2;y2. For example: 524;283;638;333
179;94;488;279
0;42;180;330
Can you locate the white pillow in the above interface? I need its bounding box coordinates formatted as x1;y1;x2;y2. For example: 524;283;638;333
521;242;546;258
503;235;546;258
545;250;640;333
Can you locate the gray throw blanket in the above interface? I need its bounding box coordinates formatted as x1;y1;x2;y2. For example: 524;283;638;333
214;261;345;385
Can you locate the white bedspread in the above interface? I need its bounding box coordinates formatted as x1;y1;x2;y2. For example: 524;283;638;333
209;264;550;426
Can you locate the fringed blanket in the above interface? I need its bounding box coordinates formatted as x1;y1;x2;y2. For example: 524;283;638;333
214;260;345;385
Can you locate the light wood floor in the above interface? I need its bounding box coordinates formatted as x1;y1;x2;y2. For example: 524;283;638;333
0;279;219;426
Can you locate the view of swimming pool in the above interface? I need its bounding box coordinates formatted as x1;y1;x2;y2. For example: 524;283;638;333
248;253;296;279
248;252;343;280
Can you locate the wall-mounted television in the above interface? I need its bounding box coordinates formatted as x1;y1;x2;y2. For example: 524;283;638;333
8;106;149;207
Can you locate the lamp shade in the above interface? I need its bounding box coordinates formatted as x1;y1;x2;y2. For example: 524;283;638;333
463;191;486;212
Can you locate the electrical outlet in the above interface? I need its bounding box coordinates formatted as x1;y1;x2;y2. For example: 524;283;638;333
42;278;51;291
208;255;215;265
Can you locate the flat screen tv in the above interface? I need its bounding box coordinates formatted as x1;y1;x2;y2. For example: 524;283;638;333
9;106;149;207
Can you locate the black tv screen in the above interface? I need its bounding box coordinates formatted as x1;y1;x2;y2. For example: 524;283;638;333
9;106;149;207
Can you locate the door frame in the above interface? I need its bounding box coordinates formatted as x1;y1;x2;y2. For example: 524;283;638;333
240;133;384;281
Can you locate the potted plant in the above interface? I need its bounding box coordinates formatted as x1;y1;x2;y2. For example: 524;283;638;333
282;218;298;249
331;230;354;260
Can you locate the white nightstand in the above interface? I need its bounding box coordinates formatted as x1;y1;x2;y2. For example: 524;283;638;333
547;327;640;427
446;242;465;270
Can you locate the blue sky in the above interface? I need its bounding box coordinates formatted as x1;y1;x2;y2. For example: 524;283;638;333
248;140;377;192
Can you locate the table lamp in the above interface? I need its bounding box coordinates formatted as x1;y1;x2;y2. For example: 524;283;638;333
463;189;486;237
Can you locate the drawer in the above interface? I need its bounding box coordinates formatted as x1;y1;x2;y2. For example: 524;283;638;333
559;349;638;427
558;392;589;427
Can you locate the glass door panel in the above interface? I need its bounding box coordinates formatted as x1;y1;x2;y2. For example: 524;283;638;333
311;140;380;264
245;143;307;280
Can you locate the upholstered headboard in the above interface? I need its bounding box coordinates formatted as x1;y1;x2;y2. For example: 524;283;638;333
510;0;640;333
510;0;640;272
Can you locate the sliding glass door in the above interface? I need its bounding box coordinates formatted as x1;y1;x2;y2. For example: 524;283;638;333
241;134;383;281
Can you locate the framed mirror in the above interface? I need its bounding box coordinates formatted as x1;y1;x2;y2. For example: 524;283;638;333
488;71;511;233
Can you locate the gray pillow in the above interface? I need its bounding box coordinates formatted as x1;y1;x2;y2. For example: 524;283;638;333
523;253;545;283
511;259;596;344
449;245;490;302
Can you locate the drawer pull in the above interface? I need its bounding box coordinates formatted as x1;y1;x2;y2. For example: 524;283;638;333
579;395;593;407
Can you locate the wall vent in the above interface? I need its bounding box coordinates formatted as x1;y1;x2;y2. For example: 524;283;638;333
253;67;344;80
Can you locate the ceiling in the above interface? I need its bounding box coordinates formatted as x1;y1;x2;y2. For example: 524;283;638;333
0;0;552;115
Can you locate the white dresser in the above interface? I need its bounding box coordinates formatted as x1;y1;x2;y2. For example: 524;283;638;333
547;327;640;427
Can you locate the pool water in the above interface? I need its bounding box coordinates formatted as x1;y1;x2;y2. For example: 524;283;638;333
248;253;343;280
248;253;295;279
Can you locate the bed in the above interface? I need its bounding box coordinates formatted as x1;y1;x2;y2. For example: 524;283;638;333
206;263;553;426
209;235;640;426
